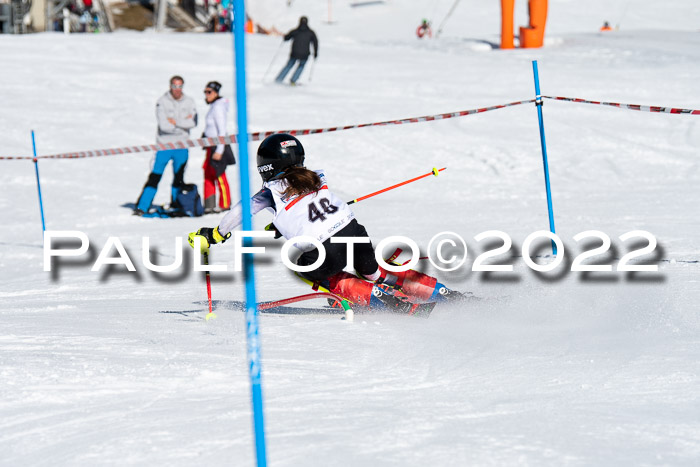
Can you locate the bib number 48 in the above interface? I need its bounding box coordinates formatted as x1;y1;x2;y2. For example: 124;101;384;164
308;198;338;222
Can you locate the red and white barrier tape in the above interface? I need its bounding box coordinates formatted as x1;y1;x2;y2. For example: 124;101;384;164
4;96;697;161
0;99;534;161
0;136;237;161
543;96;700;115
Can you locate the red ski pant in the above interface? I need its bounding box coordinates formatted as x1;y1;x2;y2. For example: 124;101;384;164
327;272;375;306
203;150;231;209
324;267;438;306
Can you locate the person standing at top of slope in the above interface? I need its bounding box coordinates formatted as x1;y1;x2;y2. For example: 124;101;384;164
416;19;432;38
275;16;318;86
188;134;461;312
202;81;235;214
134;75;198;216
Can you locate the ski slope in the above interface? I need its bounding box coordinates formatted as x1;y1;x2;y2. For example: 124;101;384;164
1;0;700;465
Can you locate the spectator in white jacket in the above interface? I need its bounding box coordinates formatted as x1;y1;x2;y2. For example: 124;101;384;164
134;75;198;215
202;81;235;214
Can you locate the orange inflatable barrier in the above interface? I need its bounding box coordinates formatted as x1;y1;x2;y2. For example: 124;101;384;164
520;0;548;48
501;0;548;49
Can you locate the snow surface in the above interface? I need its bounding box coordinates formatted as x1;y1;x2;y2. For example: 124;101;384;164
2;0;700;465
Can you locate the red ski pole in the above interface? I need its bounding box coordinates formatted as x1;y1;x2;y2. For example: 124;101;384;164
203;249;217;321
347;167;445;205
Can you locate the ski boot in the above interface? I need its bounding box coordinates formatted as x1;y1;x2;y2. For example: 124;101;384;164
369;284;413;313
434;283;467;302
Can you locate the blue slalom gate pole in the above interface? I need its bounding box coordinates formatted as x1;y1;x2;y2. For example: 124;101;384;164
531;61;557;254
31;130;46;233
232;1;268;466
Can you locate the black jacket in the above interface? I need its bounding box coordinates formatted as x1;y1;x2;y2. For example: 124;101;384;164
285;24;318;60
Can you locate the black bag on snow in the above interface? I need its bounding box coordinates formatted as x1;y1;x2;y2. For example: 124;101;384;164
176;184;204;217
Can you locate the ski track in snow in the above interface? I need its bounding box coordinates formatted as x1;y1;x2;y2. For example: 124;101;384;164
2;0;700;465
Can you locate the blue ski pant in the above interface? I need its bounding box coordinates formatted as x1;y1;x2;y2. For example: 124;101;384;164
275;57;308;84
136;148;188;212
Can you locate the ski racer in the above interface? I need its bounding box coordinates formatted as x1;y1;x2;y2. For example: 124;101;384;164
188;133;459;313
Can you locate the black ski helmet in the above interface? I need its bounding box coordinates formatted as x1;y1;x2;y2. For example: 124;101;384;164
256;133;305;182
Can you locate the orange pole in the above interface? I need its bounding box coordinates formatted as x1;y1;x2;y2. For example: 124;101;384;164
500;0;515;49
348;168;446;205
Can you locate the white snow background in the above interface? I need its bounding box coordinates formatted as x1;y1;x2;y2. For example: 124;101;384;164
1;0;700;465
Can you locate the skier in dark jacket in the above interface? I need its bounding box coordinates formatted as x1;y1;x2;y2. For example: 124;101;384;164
275;16;318;86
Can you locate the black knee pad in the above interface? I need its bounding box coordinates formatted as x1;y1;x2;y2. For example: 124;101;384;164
145;172;162;188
